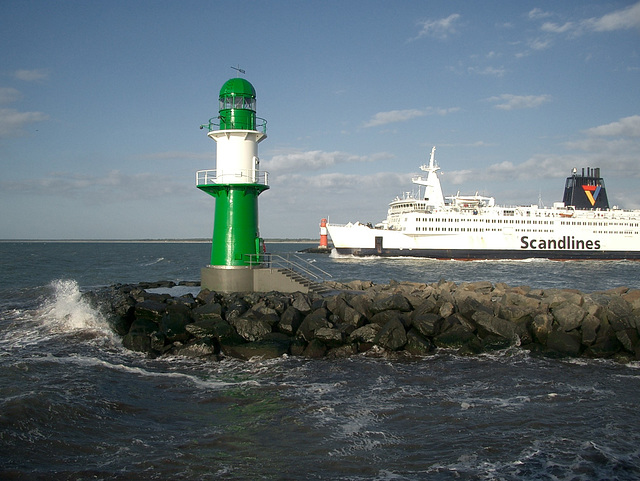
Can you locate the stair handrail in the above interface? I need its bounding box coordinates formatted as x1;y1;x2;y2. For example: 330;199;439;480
245;253;332;282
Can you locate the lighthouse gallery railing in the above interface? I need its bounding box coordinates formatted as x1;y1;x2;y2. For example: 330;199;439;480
196;169;269;186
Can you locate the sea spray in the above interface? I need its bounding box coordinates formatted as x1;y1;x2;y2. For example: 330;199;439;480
38;279;113;336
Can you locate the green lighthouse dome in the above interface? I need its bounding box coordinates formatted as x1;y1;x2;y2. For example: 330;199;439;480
218;78;257;131
219;78;256;101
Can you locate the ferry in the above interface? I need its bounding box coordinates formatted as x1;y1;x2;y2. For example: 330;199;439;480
326;147;640;260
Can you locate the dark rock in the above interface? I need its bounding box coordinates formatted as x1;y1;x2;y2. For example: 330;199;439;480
327;344;358;359
229;317;272;342
174;338;218;358
584;334;623;358
206;319;245;347
370;310;406;327
192;302;223;321
580;314;601;346
622;289;640;310
412;296;438;318
185;319;220;338
310;298;327;310
291;292;313;313
374;319;407;351
224;339;289;360
122;318;158;353
303;339;327;358
289;338;307;356
454;291;489;319
150;331;170;353
615;328;638;353
314;327;345;347
109;293;136;335
433;323;476;348
552;302;586;332
263;295;290;315
250;302;279;318
341;304;366;329
457;337;484;356
531;312;553;345
405;329;434;355
226;299;249;321
160;304;192;342
546;330;582;357
371;293;412;314
459;280;494;294
326;293;350;319
412;312;442;337
472;310;516;341
438;301;455;319
298;308;331;341
346;279;374;290
196;289;218;305
140;292;172;303
168;294;197;309
442;312;476;332
349;294;373;319
349;324;381;344
481;334;513;351
134;300;166;323
277;306;304;335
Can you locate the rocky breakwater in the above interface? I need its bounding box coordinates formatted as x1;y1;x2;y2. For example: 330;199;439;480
89;279;640;362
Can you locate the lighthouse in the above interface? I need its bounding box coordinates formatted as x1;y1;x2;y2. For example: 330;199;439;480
197;77;269;292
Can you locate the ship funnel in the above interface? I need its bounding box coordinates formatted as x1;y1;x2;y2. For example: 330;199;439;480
562;167;609;210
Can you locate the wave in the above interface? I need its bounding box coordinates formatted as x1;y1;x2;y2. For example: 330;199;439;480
141;257;166;266
37;279;110;333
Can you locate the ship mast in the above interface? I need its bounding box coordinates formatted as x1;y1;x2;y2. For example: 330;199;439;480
412;146;445;207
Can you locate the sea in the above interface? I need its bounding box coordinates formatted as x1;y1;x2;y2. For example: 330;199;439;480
1;241;640;480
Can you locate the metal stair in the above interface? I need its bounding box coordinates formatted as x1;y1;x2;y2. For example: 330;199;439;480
246;253;334;295
276;268;333;296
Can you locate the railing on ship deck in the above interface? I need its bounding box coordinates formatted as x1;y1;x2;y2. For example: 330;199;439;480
246;253;332;282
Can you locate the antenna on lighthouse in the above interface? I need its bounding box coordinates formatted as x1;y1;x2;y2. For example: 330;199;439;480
231;65;246;76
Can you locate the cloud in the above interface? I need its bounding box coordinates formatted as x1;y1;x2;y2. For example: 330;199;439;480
363;107;458;128
263;149;393;174
528;8;552;21
468;66;506;77
442;115;640;193
0;87;22;104
528;37;553;51
583;115;640;138
541;21;574;34
363;109;426;127
530;2;640;38
414;13;461;40
583;1;640;32
0;108;49;138
0;170;189;201
137;151;212;161
486;94;551;110
13;69;49;82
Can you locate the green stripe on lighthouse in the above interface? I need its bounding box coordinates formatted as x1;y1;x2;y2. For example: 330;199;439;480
198;183;268;266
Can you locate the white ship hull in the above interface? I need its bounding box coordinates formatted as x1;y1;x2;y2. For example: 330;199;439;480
327;147;640;260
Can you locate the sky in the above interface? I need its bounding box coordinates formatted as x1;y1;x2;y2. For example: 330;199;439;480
1;0;639;240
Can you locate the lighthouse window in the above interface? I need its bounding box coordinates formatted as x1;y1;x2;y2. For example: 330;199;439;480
243;98;256;110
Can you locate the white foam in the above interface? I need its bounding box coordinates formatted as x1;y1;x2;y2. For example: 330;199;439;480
39;279;110;333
